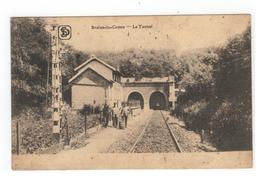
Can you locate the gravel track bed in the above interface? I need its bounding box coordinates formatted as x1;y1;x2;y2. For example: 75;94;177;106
105;114;151;153
105;123;147;153
133;111;178;153
163;112;217;152
106;110;216;153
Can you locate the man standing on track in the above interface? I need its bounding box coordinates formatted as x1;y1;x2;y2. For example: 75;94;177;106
112;102;120;128
121;102;129;128
103;103;109;127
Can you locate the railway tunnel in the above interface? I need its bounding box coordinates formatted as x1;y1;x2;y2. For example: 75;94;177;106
127;91;144;109
149;91;167;110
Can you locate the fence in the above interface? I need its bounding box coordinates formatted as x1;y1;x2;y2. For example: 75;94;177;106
12;110;102;154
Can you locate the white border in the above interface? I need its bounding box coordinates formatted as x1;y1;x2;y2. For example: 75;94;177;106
0;0;258;175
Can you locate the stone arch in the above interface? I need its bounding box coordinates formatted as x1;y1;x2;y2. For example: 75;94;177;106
127;91;145;109
149;91;167;110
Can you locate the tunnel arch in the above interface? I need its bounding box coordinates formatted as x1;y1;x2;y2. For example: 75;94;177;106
127;91;144;109
149;91;167;110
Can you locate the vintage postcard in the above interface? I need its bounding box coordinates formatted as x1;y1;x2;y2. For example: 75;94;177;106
11;15;252;169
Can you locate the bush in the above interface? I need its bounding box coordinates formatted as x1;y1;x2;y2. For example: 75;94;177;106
173;25;251;151
12;108;52;154
12;104;102;154
181;100;208;131
211;100;252;150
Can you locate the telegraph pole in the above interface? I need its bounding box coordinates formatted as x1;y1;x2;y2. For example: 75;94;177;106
51;25;72;142
50;24;71;142
51;25;62;142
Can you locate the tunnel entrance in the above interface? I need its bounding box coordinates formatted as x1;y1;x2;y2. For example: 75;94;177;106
127;92;144;109
149;91;166;110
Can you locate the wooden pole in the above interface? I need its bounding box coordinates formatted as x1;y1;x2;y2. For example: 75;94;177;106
16;121;20;155
84;113;87;135
46;33;51;107
51;25;62;142
65;117;69;145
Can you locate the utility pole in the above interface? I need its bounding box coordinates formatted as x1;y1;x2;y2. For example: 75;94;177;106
51;25;62;142
50;24;71;142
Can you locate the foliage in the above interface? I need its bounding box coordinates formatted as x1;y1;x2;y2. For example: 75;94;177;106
79;104;93;116
210;100;252;150
175;25;252;150
11;18;95;153
211;25;252;150
12;104;101;154
11;18;90;112
11;18;51;115
62;105;100;140
11;108;52;154
94;49;185;82
79;104;102;116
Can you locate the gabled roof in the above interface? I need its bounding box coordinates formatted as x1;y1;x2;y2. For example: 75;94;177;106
74;54;119;72
68;66;113;84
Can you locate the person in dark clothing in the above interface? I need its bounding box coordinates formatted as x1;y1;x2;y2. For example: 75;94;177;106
103;103;110;127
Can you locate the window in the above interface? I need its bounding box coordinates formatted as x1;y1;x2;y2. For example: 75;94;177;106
113;73;116;81
113;72;121;83
53;121;59;126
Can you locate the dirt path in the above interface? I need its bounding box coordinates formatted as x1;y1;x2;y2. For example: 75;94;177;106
58;109;152;154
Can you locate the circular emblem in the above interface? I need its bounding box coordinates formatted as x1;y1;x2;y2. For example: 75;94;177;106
58;25;72;40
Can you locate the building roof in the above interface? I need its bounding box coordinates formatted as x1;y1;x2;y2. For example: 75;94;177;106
121;76;174;83
69;54;122;84
68;66;113;84
74;54;119;73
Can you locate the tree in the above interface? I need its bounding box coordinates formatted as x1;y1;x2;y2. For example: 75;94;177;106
174;25;252;150
211;25;252;150
214;25;251;103
95;48;181;81
11;18;51;116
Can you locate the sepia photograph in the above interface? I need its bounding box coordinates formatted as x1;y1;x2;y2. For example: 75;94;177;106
11;15;252;169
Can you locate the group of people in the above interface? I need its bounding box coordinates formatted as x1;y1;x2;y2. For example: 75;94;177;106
101;102;131;129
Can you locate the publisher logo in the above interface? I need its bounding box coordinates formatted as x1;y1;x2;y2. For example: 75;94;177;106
58;25;72;40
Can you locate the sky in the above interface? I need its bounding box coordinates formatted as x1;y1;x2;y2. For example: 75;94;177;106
46;15;250;55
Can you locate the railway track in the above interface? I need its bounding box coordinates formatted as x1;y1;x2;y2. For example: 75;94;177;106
129;110;182;153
